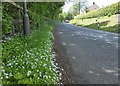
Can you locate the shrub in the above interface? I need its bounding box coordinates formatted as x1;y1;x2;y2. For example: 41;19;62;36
58;13;74;21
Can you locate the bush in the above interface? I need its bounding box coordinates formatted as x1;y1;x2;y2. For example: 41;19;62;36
2;14;12;35
58;13;74;21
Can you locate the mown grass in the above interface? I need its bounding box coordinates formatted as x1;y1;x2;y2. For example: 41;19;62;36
70;15;120;33
1;24;61;85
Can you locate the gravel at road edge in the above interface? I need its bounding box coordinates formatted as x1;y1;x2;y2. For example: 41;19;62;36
53;27;76;84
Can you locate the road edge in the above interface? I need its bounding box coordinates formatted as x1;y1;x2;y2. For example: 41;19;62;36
53;25;76;84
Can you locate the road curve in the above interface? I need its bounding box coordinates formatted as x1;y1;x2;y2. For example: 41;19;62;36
54;23;119;84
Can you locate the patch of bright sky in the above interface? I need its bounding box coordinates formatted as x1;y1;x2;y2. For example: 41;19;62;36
63;1;73;13
63;0;120;13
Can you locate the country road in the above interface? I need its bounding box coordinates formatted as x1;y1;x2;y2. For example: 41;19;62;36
54;23;119;84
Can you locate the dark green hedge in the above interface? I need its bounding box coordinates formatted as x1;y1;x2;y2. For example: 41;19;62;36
2;2;64;37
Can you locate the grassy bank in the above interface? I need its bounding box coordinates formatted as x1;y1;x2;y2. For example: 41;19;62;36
1;24;61;84
70;15;120;33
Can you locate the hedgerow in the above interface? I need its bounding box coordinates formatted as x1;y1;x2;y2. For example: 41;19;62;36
74;2;120;19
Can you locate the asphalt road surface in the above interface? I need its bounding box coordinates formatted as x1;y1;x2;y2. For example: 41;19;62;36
54;23;119;84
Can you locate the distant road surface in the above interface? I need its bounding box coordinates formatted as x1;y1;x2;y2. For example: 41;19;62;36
54;23;119;84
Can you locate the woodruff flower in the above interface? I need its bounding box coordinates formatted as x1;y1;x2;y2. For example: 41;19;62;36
22;66;25;69
35;58;38;61
7;63;12;66
4;73;8;76
27;71;31;76
38;77;40;80
37;70;39;72
15;62;18;65
5;76;9;79
2;70;5;73
0;77;3;80
9;72;13;76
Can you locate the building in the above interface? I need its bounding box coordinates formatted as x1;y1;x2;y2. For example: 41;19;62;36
88;2;100;11
80;2;100;14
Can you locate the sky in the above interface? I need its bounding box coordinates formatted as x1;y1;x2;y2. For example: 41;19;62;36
63;0;120;12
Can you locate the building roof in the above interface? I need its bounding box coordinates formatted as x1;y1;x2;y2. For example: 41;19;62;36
88;2;100;11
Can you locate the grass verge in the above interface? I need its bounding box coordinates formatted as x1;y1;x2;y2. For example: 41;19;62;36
1;24;61;85
70;15;120;33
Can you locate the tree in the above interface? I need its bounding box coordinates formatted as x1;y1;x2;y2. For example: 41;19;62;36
68;0;88;15
68;4;79;15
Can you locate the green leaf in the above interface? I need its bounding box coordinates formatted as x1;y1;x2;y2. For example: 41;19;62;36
14;73;24;79
18;78;33;84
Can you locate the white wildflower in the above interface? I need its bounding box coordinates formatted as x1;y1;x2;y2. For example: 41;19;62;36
38;77;40;80
7;37;12;40
35;58;38;61
26;50;30;55
40;56;43;58
49;76;51;79
34;74;36;76
7;63;12;66
59;77;62;80
39;72;42;76
37;70;39;72
5;76;9;79
22;66;25;69
2;70;5;73
31;65;35;69
31;62;33;65
56;70;59;73
15;63;18;65
0;66;4;68
61;68;64;71
4;73;8;76
43;64;47;67
45;75;48;79
30;78;32;81
27;71;31;76
0;77;3;79
55;63;58;66
46;58;48;61
9;72;13;76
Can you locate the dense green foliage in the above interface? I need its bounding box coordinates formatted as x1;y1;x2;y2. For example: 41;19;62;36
2;2;64;84
58;13;74;21
74;2;120;19
2;14;12;35
2;24;61;84
29;2;63;20
2;2;23;37
29;2;63;30
2;2;64;36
